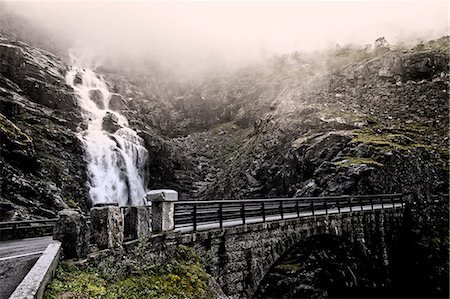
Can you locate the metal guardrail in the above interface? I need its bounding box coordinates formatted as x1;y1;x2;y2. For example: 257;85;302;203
1;193;448;238
173;193;410;231
0;218;57;240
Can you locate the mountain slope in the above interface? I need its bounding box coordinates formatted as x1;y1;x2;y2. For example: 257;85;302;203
0;34;448;219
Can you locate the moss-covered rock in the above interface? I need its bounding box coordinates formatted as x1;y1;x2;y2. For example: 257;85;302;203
45;246;213;299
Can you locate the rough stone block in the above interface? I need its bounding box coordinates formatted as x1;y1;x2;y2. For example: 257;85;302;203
147;189;178;232
124;206;152;239
53;209;89;258
90;205;124;249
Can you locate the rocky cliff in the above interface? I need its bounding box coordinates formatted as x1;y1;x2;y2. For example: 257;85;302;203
0;36;89;219
0;33;448;219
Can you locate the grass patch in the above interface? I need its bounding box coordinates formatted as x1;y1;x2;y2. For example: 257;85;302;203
45;246;212;299
276;262;304;272
63;196;79;209
0;113;32;145
334;157;384;168
351;128;422;151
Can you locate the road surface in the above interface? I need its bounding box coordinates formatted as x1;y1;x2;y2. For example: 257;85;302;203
0;236;53;299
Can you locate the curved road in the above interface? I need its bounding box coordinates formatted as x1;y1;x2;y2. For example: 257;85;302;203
0;236;53;299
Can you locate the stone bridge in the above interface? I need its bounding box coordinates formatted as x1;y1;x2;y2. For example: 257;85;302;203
135;206;404;298
17;191;408;299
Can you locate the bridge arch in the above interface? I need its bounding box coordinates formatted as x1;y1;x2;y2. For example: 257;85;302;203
181;208;403;298
254;233;383;298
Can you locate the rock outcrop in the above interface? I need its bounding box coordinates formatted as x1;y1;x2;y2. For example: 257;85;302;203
0;36;89;220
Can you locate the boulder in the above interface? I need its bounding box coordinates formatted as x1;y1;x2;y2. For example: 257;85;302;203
53;209;90;258
109;93;127;111
102;112;121;133
89;89;105;109
90;205;124;249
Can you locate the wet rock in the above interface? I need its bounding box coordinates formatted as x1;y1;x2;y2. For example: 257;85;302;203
74;73;82;85
102;112;121;133
88;89;104;109
0;113;38;171
0;39;77;111
109;93;127;111
53;209;90;258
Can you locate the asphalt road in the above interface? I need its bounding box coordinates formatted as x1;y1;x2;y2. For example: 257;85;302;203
0;236;53;299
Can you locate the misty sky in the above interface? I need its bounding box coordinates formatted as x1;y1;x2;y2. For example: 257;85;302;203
3;1;449;70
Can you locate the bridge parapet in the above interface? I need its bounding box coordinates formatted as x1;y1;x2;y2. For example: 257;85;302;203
84;207;405;299
90;203;124;249
147;189;178;233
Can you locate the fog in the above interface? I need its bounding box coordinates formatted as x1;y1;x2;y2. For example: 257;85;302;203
2;1;448;73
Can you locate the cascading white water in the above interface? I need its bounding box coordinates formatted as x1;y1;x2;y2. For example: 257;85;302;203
66;55;149;206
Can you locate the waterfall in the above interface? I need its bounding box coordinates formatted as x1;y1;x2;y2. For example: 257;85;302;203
66;55;149;206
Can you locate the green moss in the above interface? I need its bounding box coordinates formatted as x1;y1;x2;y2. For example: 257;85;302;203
0;113;32;145
292;136;309;148
351;128;422;151
63;197;79;209
45;246;212;299
334;157;384;168
44;263;107;298
276;263;303;272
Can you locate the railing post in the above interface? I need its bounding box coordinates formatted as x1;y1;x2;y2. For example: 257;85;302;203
241;203;246;224
359;197;363;211
311;199;315;216
324;198;328;215
219;203;223;229
54;209;89;257
391;195;396;208
262;202;266;222
90;203;123;249
147;189;178;233
336;199;341;213
348;196;352;212
381;196;384;209
124;206;152;240
193;203;197;231
296;200;300;217
280;201;284;219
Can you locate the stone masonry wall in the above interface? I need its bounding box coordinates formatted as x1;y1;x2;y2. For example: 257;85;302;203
87;208;404;299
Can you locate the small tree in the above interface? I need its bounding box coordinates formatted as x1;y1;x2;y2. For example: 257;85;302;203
374;36;390;54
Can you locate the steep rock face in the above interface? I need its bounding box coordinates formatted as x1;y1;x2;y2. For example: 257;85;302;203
0;36;89;220
97;47;448;201
0;37;77;111
198;49;449;199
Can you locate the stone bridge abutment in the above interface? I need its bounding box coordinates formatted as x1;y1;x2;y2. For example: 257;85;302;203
120;207;403;298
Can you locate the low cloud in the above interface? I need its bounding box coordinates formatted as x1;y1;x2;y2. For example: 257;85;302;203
2;1;448;73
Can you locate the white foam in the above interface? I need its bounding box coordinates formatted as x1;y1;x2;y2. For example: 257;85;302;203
66;54;149;206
